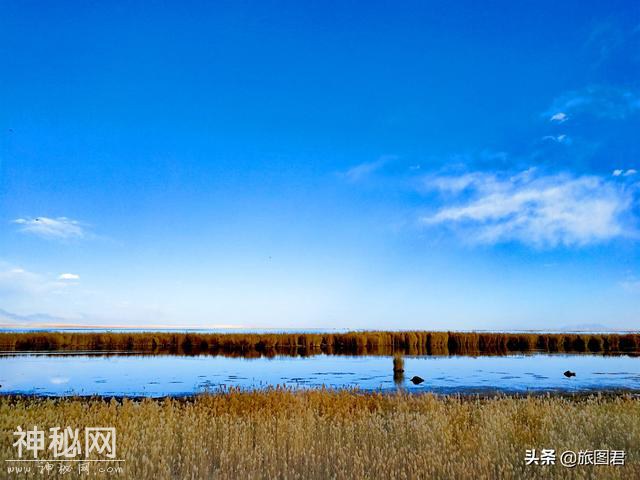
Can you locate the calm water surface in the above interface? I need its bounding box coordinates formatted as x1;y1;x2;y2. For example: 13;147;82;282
1;353;638;397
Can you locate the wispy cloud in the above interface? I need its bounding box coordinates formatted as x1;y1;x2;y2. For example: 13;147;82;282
585;21;626;67
542;134;570;144
423;172;495;194
58;273;80;281
50;377;70;385
342;157;393;182
421;169;636;247
620;277;640;293
0;266;77;295
0;267;49;295
13;217;86;240
546;86;640;121
621;281;640;292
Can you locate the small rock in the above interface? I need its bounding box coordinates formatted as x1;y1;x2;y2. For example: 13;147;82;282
410;376;424;384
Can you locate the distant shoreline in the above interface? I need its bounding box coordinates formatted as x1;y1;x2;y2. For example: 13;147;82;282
1;326;637;334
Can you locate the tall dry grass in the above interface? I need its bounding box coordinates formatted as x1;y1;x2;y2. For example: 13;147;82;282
1;331;639;356
1;390;638;479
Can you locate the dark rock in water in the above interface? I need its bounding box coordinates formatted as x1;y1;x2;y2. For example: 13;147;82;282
410;376;424;384
564;370;576;377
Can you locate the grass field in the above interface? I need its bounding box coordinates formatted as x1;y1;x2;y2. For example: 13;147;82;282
1;390;639;479
1;330;639;356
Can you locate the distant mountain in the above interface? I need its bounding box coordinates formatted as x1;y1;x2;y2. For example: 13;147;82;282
558;323;629;333
0;308;70;326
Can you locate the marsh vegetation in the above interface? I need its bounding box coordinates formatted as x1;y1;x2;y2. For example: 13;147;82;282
2;331;639;356
1;390;638;479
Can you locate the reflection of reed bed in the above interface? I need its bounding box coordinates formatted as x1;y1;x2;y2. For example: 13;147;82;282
1;390;638;479
0;350;638;360
1;331;639;356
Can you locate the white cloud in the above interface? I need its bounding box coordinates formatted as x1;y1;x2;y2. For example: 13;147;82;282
58;273;80;280
421;169;635;247
13;217;86;240
550;112;569;123
613;169;637;177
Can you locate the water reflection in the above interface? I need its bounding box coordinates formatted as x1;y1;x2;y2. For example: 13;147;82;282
0;353;638;397
393;354;405;389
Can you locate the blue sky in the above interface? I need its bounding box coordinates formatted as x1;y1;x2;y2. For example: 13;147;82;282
1;0;639;330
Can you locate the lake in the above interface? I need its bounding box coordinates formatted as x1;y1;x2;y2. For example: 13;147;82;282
1;352;639;397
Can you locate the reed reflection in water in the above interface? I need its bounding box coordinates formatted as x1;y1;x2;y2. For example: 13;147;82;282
0;352;639;397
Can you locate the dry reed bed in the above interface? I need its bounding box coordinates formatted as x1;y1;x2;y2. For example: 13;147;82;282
1;331;639;356
1;390;639;479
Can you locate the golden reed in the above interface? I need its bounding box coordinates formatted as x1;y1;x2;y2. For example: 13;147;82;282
1;331;639;356
1;390;639;479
